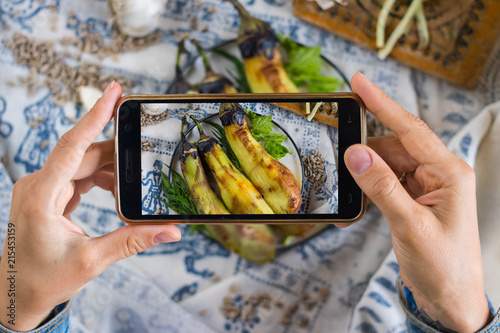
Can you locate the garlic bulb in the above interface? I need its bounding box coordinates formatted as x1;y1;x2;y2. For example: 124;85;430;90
109;0;168;37
78;86;103;114
141;103;167;115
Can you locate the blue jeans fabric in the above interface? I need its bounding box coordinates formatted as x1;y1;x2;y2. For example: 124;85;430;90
0;302;69;333
399;281;500;333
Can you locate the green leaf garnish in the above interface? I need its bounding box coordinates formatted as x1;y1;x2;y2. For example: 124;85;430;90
277;35;344;93
160;164;197;215
244;108;292;160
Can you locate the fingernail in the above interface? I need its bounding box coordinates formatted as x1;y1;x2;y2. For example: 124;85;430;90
346;147;372;175
153;232;180;244
357;72;367;79
102;81;115;96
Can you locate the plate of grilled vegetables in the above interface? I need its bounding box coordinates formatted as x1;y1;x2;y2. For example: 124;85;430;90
160;0;348;263
165;103;311;264
166;0;350;95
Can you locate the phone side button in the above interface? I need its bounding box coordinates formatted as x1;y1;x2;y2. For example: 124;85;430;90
125;148;133;183
347;193;353;204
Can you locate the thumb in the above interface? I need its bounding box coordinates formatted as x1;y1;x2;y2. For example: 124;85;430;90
93;224;181;268
344;144;416;231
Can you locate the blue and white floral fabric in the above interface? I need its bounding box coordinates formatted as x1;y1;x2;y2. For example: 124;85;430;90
1;1;499;332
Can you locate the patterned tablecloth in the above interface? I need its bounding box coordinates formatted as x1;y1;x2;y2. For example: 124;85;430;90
1;1;500;332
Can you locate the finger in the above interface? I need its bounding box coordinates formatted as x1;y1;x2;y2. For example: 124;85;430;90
42;82;122;187
91;224;182;269
402;173;426;199
76;171;114;195
352;73;448;165
97;163;115;174
367;136;419;173
73;139;115;180
344;144;417;232
63;171;115;215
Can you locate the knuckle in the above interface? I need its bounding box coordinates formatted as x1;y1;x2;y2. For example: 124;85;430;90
380;91;394;108
13;174;39;210
12;176;27;193
461;162;475;180
86;142;97;155
58;130;75;150
412;115;429;131
373;92;394;115
398;116;429;141
122;234;150;258
370;173;398;199
448;160;476;186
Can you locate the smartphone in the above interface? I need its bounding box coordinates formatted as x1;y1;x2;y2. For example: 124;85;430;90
114;93;366;224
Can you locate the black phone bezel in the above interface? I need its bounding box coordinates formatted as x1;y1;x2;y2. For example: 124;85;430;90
115;94;366;224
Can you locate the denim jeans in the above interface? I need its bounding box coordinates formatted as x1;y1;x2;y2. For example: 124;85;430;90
0;302;69;333
399;280;500;333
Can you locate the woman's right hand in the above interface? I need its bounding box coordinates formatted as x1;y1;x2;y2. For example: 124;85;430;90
341;73;491;331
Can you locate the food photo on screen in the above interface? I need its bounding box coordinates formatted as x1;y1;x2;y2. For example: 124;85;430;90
140;101;340;218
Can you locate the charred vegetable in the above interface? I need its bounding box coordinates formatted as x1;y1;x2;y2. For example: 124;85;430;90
180;115;275;263
271;224;317;237
179;113;230;215
191;115;274;214
207;224;276;264
166;39;199;94
219;103;302;214
225;0;298;93
191;39;238;94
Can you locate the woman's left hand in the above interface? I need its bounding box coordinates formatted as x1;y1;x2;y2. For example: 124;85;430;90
0;82;181;331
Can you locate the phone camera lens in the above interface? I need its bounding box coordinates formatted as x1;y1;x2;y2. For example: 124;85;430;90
124;124;132;132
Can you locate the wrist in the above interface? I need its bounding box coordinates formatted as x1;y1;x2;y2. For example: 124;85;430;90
0;259;53;331
415;295;491;332
403;281;491;332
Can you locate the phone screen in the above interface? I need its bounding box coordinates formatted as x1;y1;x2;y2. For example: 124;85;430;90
116;95;365;223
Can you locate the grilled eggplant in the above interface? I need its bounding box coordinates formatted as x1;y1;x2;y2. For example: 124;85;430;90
179;114;230;214
219;103;302;214
191;115;274;214
225;0;298;93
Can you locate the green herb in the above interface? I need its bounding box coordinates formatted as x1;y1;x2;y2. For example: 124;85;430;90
263;135;293;160
189;225;212;237
245;111;273;136
283;235;297;246
244;109;292;160
203;119;244;172
277;35;344;93
212;49;251;93
160;164;197;215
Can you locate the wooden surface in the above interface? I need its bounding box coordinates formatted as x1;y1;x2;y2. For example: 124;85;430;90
272;102;339;127
293;0;500;89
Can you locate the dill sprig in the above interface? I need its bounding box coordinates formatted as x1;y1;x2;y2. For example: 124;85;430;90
160;164;197;215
